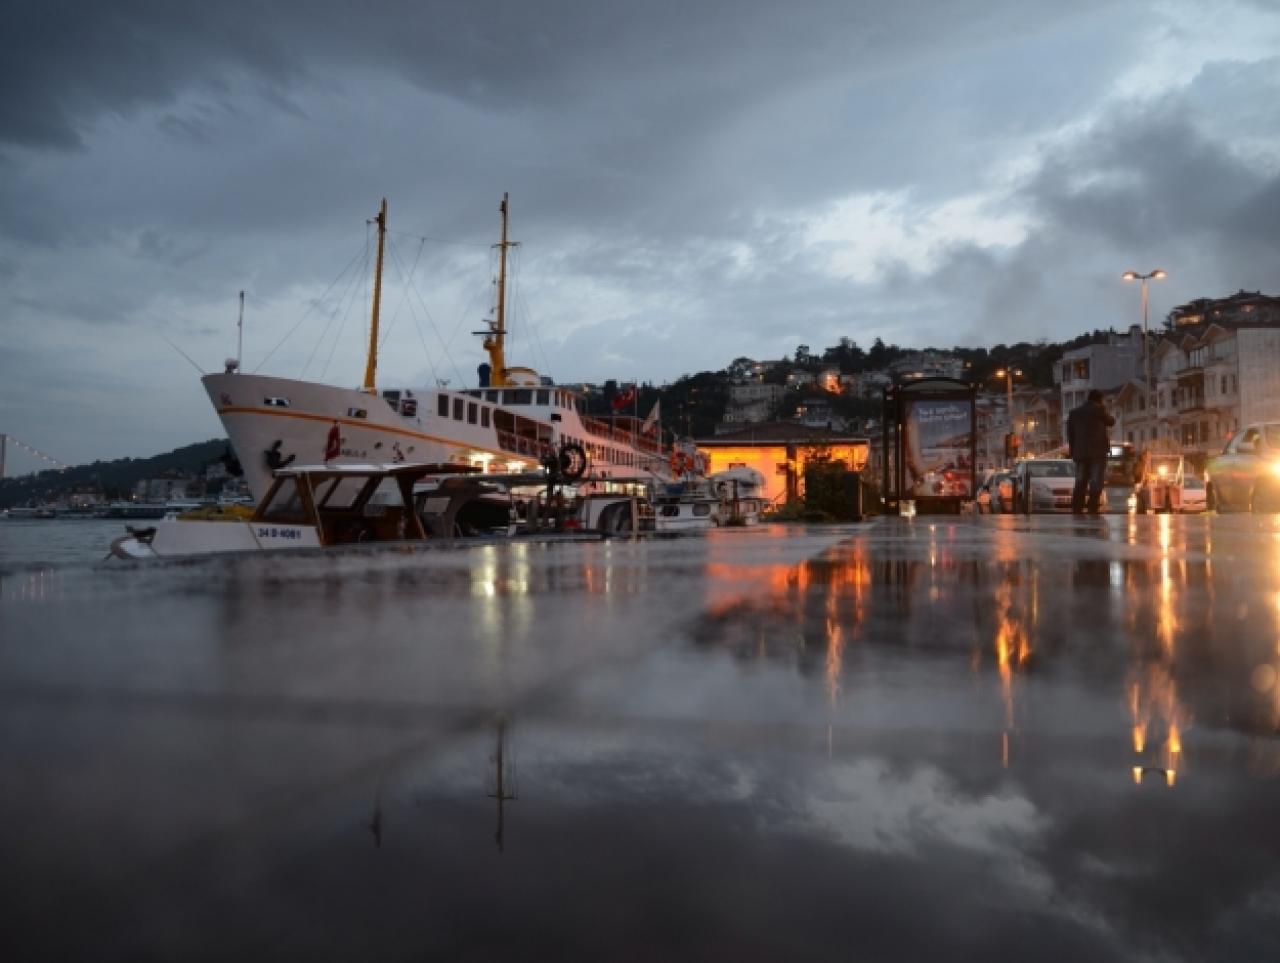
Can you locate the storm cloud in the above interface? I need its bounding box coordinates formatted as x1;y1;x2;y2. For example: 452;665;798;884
2;0;1279;463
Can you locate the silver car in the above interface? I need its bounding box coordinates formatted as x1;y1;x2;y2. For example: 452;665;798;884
1012;459;1077;513
1180;475;1207;514
1205;423;1280;513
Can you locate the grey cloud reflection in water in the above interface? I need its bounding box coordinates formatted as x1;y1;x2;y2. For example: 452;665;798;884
3;521;1280;958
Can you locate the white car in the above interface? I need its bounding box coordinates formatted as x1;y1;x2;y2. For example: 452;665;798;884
1180;475;1207;513
1012;459;1078;513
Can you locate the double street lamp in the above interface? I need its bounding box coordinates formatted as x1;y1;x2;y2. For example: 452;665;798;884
1122;269;1166;405
993;367;1022;460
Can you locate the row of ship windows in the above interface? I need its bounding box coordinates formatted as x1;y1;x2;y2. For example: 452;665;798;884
463;388;578;409
264;389;576;419
438;394;492;428
263;392;641;467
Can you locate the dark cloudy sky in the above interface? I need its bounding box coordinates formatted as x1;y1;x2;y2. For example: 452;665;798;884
3;0;1279;465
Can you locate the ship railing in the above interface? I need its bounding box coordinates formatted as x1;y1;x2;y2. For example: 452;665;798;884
496;429;552;460
580;416;665;454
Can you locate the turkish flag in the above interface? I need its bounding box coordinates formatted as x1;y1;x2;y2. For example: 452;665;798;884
612;386;636;410
324;423;341;461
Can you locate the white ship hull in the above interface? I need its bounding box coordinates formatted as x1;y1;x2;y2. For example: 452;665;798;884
204;372;680;503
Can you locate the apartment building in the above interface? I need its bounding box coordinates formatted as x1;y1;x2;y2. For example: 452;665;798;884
1113;296;1280;467
719;382;786;429
888;351;967;382
1055;326;1144;444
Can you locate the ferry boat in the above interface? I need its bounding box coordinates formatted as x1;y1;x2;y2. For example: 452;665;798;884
3;506;46;520
204;195;694;505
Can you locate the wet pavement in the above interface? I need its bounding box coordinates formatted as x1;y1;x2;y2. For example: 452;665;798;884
3;515;1280;960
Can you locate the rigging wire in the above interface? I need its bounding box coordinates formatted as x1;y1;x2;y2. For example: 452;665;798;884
513;286;555;382
387;240;468;388
300;246;366;380
320;224;371;381
254;241;369;374
442;242;499;357
507;246;556;380
381;237;441;386
377;235;427;350
385;228;490;248
320;239;370;383
319;285;358;383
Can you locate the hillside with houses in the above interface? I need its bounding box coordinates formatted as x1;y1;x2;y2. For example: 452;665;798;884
6;289;1279;509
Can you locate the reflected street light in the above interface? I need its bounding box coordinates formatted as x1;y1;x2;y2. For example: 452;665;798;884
1122;269;1167;408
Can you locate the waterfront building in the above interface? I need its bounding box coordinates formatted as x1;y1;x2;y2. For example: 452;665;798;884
697;423;870;507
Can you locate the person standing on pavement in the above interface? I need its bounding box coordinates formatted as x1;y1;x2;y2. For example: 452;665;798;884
1066;388;1115;514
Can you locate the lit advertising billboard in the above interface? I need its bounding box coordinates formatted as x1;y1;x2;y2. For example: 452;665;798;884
902;398;974;498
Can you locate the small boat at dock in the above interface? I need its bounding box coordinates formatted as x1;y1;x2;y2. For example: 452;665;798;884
111;463;464;560
109;455;621;560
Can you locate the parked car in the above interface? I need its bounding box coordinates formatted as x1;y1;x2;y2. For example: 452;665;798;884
1102;442;1138;514
975;470;1015;514
1205;423;1280;513
1011;459;1077;513
1180;475;1207;513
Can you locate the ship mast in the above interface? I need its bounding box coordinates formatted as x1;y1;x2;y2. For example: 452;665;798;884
363;198;388;393
482;193;517;387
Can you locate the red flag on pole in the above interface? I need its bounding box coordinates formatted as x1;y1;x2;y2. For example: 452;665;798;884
612;385;636;410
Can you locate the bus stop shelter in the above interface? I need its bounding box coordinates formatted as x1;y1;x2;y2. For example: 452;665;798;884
882;378;977;515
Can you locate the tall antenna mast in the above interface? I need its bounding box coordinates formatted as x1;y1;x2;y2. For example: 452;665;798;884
236;290;244;371
363;198;388;393
478;193;518;387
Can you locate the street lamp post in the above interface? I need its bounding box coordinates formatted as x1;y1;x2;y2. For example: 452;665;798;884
1122;269;1167;411
993;367;1022;461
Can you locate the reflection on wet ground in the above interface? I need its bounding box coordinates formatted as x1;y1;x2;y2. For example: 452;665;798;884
3;516;1280;959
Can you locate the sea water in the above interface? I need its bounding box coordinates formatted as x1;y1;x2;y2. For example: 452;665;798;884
3;516;1280;959
0;517;122;569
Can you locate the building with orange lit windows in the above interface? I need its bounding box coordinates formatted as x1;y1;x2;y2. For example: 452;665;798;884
696;422;870;507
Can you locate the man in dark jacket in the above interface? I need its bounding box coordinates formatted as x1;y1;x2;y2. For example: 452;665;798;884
1066;389;1115;514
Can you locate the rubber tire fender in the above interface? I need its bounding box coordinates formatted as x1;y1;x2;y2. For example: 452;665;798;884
559;442;588;482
